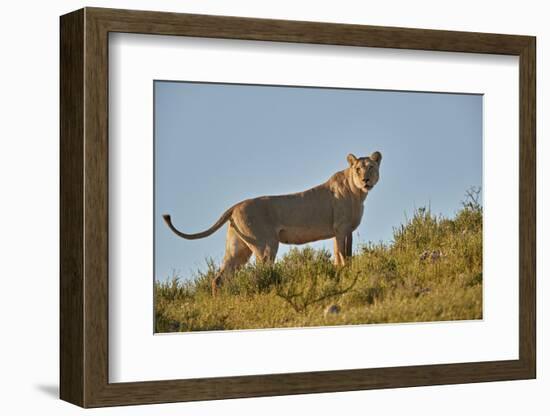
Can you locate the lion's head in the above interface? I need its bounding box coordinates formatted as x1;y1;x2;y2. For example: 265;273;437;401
347;151;382;192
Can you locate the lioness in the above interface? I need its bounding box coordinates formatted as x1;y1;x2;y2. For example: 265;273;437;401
163;151;382;295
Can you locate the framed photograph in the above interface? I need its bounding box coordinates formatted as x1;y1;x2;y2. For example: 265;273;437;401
60;7;536;408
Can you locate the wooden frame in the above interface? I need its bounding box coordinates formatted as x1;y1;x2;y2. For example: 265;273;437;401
60;7;536;408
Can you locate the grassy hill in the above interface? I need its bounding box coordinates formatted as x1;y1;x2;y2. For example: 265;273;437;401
155;190;482;332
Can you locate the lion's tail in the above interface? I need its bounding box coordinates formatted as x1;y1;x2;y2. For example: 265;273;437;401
162;204;236;240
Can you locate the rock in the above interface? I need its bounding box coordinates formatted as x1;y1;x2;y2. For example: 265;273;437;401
324;304;341;318
168;321;180;332
414;287;431;297
420;249;444;262
430;250;443;262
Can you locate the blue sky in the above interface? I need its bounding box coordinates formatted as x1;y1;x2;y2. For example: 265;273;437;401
154;81;482;282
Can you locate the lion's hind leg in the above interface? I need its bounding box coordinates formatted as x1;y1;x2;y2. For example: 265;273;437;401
212;225;252;296
246;237;279;264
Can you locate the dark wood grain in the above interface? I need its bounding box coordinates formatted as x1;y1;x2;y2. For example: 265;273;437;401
83;10;110;406
60;7;537;408
89;7;532;54
519;38;536;375
59;8;84;406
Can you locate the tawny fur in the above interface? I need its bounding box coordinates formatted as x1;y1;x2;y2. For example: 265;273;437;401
163;151;382;295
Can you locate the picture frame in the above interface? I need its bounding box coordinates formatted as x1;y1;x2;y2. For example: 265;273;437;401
60;7;536;408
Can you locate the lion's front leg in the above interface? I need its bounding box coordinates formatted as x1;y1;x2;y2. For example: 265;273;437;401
344;232;352;257
333;232;352;266
212;225;253;296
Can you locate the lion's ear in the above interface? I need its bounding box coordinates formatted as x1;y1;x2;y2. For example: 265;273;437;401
347;153;358;166
370;151;382;165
